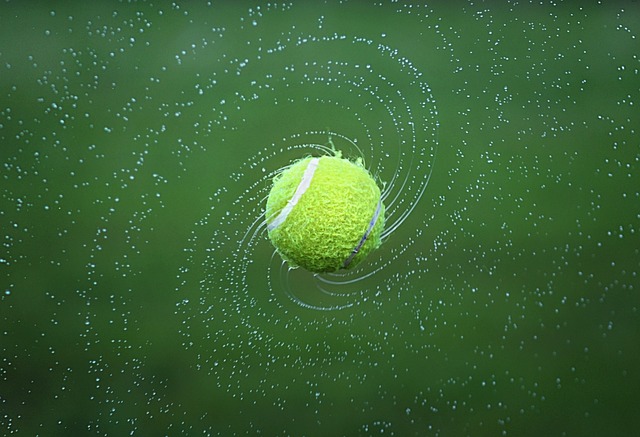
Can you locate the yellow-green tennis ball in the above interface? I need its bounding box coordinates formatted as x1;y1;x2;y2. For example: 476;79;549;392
265;154;385;273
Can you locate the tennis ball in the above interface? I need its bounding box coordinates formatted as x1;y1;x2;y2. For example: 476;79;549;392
265;153;385;273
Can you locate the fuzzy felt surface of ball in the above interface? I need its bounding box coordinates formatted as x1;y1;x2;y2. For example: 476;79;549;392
265;154;385;273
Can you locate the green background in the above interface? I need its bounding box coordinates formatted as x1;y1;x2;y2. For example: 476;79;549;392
1;1;638;436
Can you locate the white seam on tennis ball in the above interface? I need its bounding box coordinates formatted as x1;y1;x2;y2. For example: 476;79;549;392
343;197;382;268
267;158;319;232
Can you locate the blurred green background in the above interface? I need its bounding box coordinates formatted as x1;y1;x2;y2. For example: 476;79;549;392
1;1;639;436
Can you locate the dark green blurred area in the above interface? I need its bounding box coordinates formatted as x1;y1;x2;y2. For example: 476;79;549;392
1;1;639;436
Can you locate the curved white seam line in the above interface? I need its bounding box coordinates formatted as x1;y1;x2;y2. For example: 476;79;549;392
343;197;382;268
267;158;319;231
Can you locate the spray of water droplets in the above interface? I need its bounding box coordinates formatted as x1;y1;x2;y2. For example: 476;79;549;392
177;15;437;320
3;2;639;435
